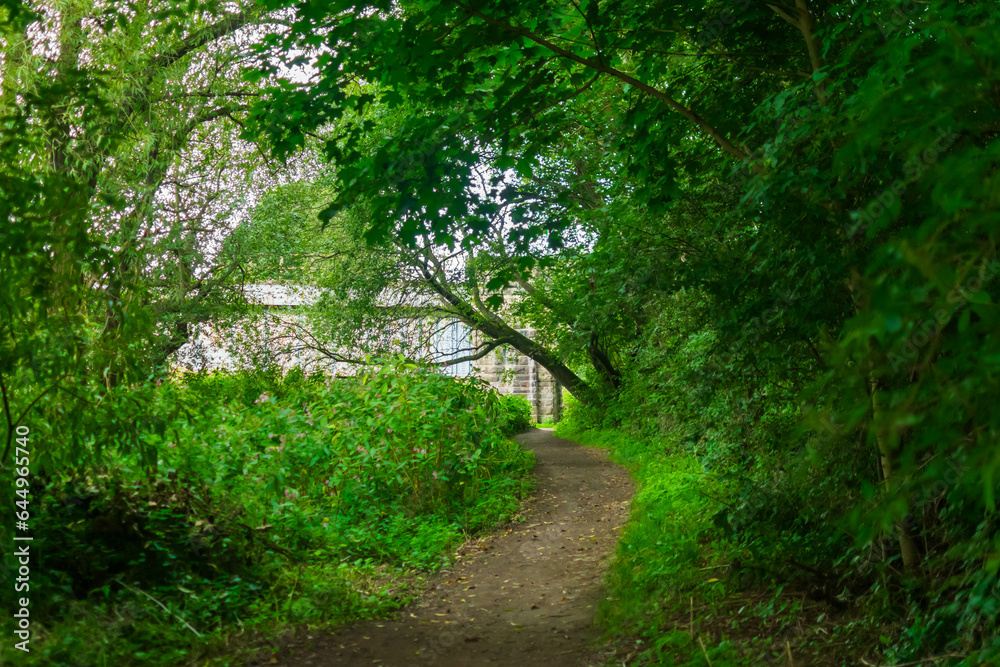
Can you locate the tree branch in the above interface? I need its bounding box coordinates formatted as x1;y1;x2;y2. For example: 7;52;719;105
761;0;827;103
452;1;751;161
151;10;257;72
429;337;513;367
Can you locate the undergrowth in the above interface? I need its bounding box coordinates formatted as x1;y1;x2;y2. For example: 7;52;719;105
556;400;878;667
551;282;999;666
0;362;534;666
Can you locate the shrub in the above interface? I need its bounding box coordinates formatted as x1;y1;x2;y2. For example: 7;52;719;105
496;393;533;434
0;360;533;665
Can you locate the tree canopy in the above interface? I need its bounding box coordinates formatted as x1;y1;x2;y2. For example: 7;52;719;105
3;0;1000;662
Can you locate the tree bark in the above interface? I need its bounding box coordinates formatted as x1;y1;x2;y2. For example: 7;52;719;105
417;264;595;404
869;377;922;570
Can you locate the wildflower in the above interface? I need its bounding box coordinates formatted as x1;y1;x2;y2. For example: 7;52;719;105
432;471;438;480
387;427;393;434
167;442;176;448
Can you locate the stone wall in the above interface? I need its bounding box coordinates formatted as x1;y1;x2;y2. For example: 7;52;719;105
471;329;562;423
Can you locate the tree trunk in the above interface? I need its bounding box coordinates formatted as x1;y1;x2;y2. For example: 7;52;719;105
587;333;621;390
491;324;593;404
420;268;595;404
869;377;922;570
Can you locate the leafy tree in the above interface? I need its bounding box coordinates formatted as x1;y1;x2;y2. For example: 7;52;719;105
238;163;609;400
0;0;289;468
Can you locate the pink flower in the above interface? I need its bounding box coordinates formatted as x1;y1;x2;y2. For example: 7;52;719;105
432;471;438;480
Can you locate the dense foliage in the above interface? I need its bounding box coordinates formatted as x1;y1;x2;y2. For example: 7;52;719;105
0;363;532;664
496;394;534;434
4;0;1000;664
246;0;1000;663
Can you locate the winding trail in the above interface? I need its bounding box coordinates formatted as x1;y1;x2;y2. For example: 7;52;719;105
278;428;634;667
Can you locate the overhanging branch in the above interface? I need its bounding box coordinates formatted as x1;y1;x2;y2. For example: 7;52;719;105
452;0;751;161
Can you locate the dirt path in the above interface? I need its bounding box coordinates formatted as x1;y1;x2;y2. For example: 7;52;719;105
276;428;633;667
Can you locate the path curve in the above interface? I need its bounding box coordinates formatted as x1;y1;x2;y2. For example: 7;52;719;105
278;428;633;667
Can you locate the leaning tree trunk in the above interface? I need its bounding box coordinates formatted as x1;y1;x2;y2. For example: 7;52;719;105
422;269;596;404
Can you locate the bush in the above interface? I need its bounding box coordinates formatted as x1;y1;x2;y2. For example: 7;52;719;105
0;361;534;665
496;393;533;434
553;390;604;436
